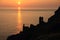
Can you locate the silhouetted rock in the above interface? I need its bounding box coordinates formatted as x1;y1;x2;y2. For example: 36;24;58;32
7;7;60;40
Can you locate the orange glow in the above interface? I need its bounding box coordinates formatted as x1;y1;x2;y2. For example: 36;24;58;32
21;0;60;9
16;1;22;33
18;2;21;5
0;0;60;9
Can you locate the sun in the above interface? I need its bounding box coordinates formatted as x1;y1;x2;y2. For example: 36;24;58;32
18;1;21;5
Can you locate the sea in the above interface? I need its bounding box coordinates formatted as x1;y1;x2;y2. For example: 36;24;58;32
0;9;55;40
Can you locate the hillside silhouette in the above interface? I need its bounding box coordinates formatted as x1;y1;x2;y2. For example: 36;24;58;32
7;7;60;40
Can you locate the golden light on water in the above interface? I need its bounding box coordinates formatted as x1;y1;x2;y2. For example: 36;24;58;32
16;1;22;33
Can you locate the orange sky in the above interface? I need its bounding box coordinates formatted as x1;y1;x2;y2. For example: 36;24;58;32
0;0;60;9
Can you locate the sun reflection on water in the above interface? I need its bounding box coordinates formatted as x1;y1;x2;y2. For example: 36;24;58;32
16;1;22;33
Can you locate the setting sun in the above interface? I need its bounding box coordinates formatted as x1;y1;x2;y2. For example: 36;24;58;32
18;1;21;5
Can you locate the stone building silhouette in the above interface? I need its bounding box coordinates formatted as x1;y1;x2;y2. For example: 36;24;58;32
7;7;60;40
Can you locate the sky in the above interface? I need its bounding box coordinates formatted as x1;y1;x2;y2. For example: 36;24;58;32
0;0;60;9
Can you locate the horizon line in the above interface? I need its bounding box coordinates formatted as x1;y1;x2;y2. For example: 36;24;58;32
0;9;56;11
